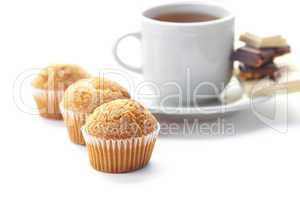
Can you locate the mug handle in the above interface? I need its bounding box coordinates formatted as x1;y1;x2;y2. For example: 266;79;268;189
113;32;142;74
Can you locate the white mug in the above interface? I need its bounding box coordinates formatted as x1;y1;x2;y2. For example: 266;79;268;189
113;3;234;106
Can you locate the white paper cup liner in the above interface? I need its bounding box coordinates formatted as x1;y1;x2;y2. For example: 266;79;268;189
32;87;64;119
81;124;160;173
59;103;89;145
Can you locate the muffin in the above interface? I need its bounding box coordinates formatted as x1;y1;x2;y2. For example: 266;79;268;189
32;64;90;119
60;77;130;145
81;99;159;173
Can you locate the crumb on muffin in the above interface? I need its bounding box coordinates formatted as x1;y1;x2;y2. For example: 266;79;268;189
83;99;158;140
32;64;90;90
62;77;130;113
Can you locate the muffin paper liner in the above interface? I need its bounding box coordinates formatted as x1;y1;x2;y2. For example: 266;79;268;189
59;103;89;145
32;87;64;120
81;125;159;173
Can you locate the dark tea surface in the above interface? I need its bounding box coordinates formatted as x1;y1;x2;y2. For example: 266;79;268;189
153;12;219;23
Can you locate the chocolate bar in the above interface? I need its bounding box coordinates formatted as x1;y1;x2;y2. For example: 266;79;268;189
239;63;280;80
232;46;290;68
240;32;288;48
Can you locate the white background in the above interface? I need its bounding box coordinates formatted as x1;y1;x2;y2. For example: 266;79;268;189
1;0;300;200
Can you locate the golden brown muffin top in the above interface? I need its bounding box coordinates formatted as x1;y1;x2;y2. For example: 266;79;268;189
62;77;130;113
31;64;90;90
83;99;158;139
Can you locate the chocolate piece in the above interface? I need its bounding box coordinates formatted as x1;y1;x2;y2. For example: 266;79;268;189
232;46;290;68
239;63;280;80
263;46;291;57
239;62;275;72
233;46;274;67
240;33;288;48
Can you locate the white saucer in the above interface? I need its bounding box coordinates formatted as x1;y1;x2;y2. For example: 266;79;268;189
140;95;269;116
136;77;270;116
